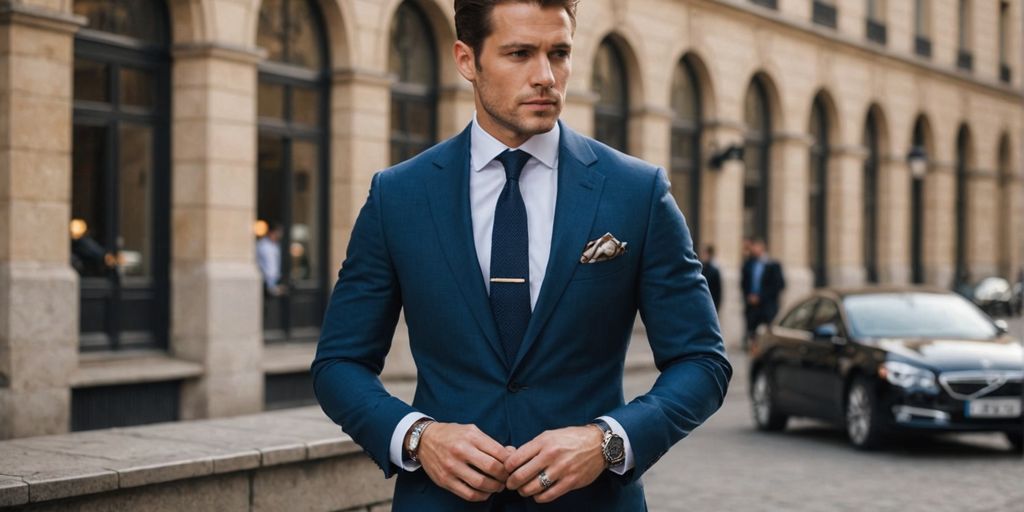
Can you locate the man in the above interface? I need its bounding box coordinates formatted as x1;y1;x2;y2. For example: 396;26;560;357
312;1;731;510
700;245;722;313
256;222;285;296
740;238;785;348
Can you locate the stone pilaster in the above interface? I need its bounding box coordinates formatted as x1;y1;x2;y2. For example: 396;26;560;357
877;155;911;284
769;132;813;308
629;105;673;169
0;3;82;438
923;162;956;287
701;120;746;347
170;43;264;420
562;89;597;138
965;168;999;278
827;145;868;287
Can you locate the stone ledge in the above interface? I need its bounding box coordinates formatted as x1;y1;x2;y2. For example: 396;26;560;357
262;342;317;375
71;352;204;387
0;406;362;505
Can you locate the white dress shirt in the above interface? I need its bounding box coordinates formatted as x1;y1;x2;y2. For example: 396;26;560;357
255;236;281;289
389;116;634;475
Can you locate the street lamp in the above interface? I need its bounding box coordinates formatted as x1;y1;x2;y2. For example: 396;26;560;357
907;146;928;179
709;143;745;170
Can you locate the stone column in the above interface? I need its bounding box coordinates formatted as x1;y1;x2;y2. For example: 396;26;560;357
1003;173;1023;279
0;3;82;438
170;44;264;420
329;67;416;380
562;89;597;138
923;163;956;287
629;105;672;169
702;121;746;348
877;155;911;284
827;145;868;287
965;168;999;278
769;132;813;308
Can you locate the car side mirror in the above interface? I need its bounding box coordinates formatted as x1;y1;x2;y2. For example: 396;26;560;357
994;319;1009;334
813;323;843;344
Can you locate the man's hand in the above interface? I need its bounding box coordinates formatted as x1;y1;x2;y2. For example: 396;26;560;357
747;293;760;305
504;425;606;503
416;422;512;502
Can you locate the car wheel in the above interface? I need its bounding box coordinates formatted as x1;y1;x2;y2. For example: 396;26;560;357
751;370;788;431
846;377;885;450
1005;431;1023;453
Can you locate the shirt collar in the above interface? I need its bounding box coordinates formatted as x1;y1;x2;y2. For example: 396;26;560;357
470;112;560;172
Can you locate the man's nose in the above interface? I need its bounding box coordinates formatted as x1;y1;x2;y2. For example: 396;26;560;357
531;56;555;88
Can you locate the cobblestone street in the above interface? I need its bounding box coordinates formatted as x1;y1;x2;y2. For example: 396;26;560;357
637;314;1024;512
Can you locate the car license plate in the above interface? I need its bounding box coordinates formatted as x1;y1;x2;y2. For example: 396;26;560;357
966;398;1022;418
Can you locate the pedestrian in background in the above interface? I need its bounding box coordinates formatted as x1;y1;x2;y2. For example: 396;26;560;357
740;238;785;349
701;244;722;313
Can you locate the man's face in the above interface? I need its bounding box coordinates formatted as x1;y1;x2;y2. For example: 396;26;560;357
454;3;573;147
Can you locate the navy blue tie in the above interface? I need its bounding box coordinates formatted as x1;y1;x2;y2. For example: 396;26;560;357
490;149;533;365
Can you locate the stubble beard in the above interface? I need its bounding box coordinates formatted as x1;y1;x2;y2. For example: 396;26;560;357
476;77;560;143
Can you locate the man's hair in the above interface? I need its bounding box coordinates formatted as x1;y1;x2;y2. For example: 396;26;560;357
455;0;578;68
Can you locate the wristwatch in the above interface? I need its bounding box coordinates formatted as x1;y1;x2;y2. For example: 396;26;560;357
404;418;435;462
593;419;625;467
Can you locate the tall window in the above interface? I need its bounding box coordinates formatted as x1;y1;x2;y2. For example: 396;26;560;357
808;96;830;288
866;0;887;44
256;0;330;343
813;0;838;29
863;110;881;284
743;77;772;243
914;0;932;57
593;38;629;153
999;1;1011;82
670;57;702;246
71;0;171;352
954;125;971;286
910;117;929;284
957;0;973;70
389;1;438;165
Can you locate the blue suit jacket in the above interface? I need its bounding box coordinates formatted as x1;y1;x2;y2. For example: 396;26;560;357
312;122;732;511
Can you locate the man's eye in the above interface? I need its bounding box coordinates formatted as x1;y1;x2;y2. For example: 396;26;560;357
551;50;570;59
510;50;529;58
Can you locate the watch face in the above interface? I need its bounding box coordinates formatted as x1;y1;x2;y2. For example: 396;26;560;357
605;436;625;462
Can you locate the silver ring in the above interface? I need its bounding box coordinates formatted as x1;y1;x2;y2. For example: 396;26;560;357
538;470;554;489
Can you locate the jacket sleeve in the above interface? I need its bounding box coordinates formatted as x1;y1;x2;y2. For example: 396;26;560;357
311;171;417;478
603;168;732;484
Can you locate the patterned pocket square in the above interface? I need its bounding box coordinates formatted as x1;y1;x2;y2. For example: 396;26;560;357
580;233;627;264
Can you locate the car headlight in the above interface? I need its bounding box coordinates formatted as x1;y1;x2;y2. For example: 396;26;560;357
878;361;938;392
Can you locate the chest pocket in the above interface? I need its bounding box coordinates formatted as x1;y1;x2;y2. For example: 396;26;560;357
570;252;631;282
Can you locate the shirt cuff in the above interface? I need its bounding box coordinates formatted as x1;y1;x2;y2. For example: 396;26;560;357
597;416;635;475
389;412;431;472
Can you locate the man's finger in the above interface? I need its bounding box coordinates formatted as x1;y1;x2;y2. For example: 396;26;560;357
504;438;543;472
472;432;511;464
466;448;510;483
452;459;505;494
507;450;551;492
445;477;491;502
533;475;573;504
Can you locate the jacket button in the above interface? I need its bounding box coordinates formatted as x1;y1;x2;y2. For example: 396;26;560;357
507;381;523;393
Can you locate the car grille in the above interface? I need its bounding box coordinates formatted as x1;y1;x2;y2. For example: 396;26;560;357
939;371;1024;400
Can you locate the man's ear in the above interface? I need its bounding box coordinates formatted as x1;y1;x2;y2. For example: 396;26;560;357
453;40;477;82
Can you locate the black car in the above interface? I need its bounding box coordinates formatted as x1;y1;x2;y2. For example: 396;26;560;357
748;287;1024;452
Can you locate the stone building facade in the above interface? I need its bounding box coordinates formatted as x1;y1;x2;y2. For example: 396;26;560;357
1;0;1021;439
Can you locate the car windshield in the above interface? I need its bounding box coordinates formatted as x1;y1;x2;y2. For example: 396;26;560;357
843;293;998;340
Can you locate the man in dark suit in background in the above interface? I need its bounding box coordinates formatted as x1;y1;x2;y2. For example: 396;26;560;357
701;245;722;313
741;238;785;349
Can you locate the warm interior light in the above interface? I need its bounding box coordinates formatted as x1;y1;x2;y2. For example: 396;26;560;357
253;220;269;237
70;219;88;240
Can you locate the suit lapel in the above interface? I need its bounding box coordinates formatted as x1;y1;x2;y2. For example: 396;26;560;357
425;125;507;368
511;123;604;374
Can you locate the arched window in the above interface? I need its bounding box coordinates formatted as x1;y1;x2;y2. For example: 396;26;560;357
955;125;971;285
593;38;629;152
863;110;881;284
743;77;772;243
808;95;830;287
670;57;702;246
256;0;330;343
389;1;438;165
71;0;171;351
910;117;930;284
